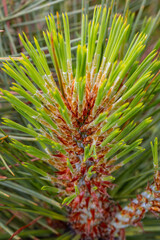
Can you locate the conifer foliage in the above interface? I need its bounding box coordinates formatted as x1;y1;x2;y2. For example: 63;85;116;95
1;5;160;240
